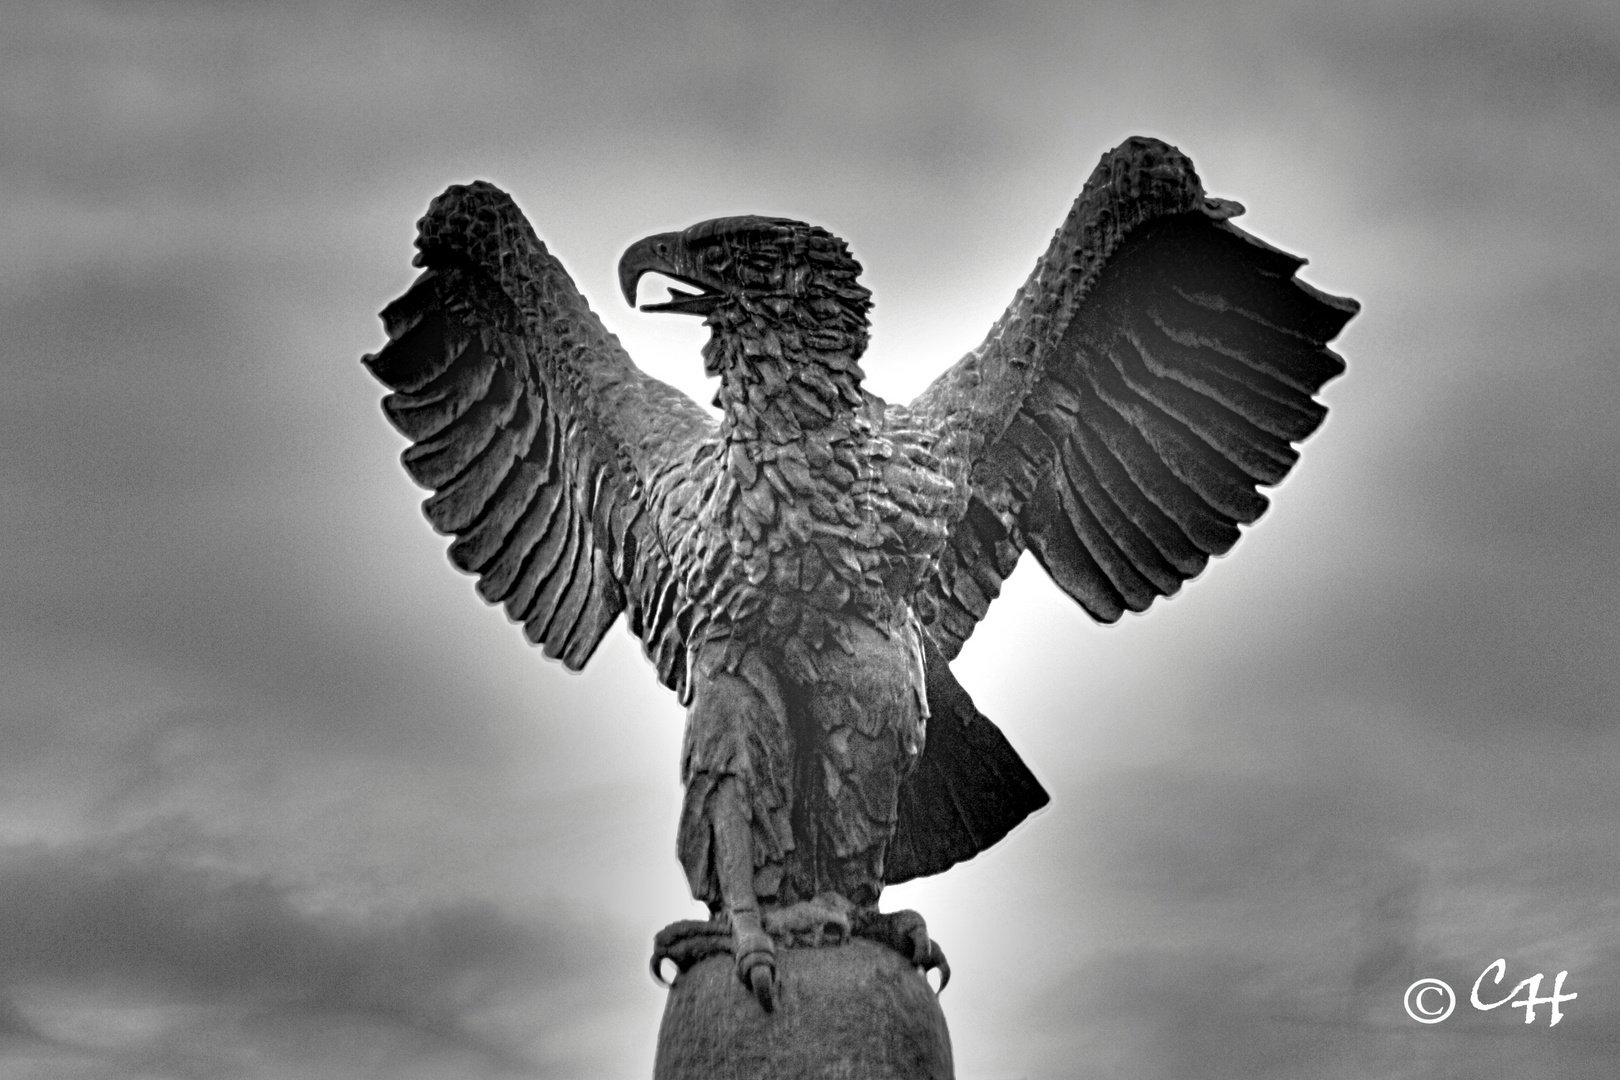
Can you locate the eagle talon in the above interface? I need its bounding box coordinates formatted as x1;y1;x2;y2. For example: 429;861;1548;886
650;918;731;987
734;929;777;1011
854;908;950;990
924;941;950;992
745;957;777;1011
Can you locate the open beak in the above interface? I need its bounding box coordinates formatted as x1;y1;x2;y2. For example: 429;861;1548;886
618;231;725;316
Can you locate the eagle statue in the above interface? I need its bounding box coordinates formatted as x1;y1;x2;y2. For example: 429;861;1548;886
362;137;1357;1010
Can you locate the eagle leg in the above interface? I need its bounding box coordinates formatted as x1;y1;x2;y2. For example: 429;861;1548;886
713;774;777;1010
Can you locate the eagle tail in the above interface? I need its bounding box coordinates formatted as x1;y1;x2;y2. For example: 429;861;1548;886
883;637;1050;885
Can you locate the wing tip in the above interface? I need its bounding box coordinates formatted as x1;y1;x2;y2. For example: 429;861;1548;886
415;181;526;260
1089;135;1206;212
1201;196;1246;221
1294;278;1362;340
1211;219;1361;342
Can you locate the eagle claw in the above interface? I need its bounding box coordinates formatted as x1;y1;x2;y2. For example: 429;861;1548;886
744;955;776;1011
855;908;950;992
649;918;731;987
733;925;777;1011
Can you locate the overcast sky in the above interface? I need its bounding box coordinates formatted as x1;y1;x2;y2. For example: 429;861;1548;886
2;1;1617;1077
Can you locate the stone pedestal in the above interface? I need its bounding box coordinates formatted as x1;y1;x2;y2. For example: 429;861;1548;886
654;938;953;1080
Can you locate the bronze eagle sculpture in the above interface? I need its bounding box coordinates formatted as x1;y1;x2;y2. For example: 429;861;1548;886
362;137;1357;1010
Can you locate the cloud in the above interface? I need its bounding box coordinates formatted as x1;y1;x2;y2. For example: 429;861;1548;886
1039;945;1620;1080
0;835;620;1076
1276;0;1620;251
0;841;570;1011
1309;0;1620;115
1006;759;1620;1080
0;995;52;1044
0;260;612;766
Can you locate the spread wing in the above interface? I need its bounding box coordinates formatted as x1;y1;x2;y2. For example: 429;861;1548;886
363;182;718;695
905;137;1359;658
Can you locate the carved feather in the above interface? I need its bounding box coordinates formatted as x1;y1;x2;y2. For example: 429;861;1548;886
364;182;718;679
905;138;1357;658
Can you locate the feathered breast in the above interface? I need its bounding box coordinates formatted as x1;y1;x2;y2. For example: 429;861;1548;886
690;312;957;665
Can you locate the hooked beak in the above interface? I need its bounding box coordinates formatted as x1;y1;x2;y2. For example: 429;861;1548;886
618;231;725;316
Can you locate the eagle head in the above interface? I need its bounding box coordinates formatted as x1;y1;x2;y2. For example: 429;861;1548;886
619;216;873;366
